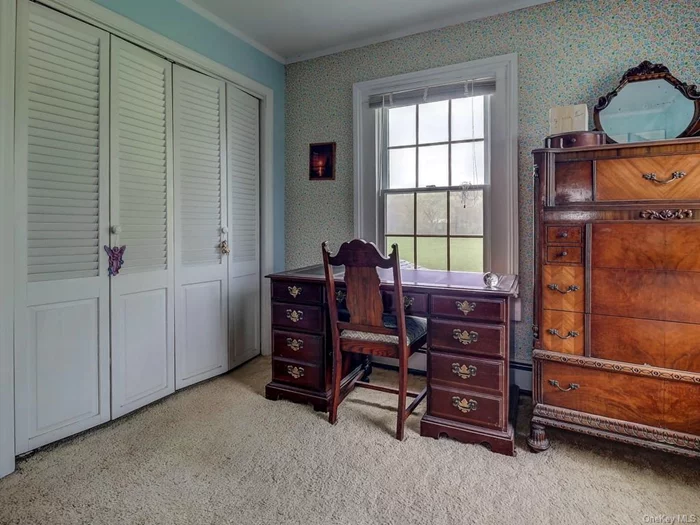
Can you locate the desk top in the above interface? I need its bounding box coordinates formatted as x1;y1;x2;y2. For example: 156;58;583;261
267;264;519;297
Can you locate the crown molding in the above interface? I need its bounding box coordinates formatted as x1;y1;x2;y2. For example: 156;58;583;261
287;0;551;64
176;0;285;64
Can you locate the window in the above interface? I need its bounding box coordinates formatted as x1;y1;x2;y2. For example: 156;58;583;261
380;96;488;271
353;55;518;275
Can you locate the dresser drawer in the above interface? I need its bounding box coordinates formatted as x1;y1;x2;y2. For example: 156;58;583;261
272;302;324;332
272;329;324;362
546;245;582;265
430;295;505;322
272;281;324;304
383;291;428;315
546;225;582;244
542;265;584;313
272;359;323;390
429;351;504;394
428;384;504;430
596;154;700;201
541;310;584;355
430;319;505;358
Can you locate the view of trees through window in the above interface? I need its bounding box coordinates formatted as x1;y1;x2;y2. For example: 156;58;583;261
382;96;487;271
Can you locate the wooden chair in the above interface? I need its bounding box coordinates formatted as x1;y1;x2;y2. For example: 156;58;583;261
321;239;428;440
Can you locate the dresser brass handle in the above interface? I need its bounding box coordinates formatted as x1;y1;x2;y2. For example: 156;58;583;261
287;365;304;379
557;231;569;239
642;171;686;184
546;328;579;339
452;397;478;413
452;329;479;345
455;300;476;316
336;289;346;303
548;379;579;392
451;363;477;379
288;286;302;298
286;309;303;323
286;338;303;352
547;284;580;294
403;296;414;309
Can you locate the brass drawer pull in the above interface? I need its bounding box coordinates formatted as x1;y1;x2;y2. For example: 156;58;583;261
286;338;303;352
336;289;346;303
455;300;476;316
287;365;304;379
547;283;580;294
452;329;479;345
403;296;414;309
286;309;304;323
451;363;477;379
548;379;579;392
642;171;686;184
546;328;579;339
288;285;302;298
452;397;478;413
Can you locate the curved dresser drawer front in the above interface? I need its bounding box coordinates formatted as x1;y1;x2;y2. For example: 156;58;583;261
428;384;504;430
430;295;506;323
272;359;323;390
429;351;503;394
541;310;584;355
272;329;323;362
430;319;505;358
542;265;584;313
272;302;323;332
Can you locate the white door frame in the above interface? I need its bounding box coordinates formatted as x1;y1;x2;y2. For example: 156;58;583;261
39;0;275;360
0;0;16;479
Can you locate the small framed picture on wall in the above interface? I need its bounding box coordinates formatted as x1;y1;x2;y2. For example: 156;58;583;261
309;142;336;181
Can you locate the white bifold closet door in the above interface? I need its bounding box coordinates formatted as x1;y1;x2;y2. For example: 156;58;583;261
109;37;175;417
173;65;229;389
14;1;111;453
227;86;261;367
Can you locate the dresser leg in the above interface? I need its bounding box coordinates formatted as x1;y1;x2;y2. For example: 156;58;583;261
527;423;551;452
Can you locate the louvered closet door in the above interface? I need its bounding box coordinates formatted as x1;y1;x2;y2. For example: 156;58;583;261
13;1;110;453
173;65;229;388
227;85;261;367
109;37;175;418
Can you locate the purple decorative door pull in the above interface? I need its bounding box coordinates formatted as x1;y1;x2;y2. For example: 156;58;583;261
104;245;126;276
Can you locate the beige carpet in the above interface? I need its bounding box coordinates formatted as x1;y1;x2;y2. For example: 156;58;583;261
1;357;698;525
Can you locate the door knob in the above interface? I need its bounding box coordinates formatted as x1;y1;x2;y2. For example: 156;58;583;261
110;225;122;234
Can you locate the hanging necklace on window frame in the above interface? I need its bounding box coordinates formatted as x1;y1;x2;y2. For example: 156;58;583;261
459;80;479;209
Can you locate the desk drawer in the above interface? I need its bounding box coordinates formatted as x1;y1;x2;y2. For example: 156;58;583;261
429;351;503;394
546;246;582;265
273;329;324;362
272;281;323;304
547;225;582;244
272;359;323;390
272;302;324;332
429;384;504;430
383;291;428;315
430;319;505;358
430;295;505;322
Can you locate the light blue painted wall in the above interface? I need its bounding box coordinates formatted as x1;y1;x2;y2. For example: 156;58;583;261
94;0;286;270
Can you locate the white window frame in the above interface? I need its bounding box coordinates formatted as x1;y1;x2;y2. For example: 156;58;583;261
353;54;518;274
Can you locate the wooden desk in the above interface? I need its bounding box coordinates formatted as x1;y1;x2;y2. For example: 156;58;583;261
265;265;519;455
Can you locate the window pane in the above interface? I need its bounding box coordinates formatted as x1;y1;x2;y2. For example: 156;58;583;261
385;193;414;235
418;101;448;144
386;236;414;267
450;190;483;235
452;96;485;140
418;145;448;187
417;237;447;270
450;238;484;272
389;148;416;188
416;192;447;235
388;106;416;147
451;141;485;185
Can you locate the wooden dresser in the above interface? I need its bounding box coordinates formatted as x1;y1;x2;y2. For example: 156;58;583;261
529;137;700;457
265;266;519;455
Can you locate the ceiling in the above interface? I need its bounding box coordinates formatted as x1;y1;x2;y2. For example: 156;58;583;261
178;0;552;63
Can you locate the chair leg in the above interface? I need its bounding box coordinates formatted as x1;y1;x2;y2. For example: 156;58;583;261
328;350;342;425
395;346;408;440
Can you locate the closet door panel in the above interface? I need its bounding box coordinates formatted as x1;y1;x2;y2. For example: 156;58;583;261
109;37;174;417
173;65;229;388
14;1;110;454
227;85;261;367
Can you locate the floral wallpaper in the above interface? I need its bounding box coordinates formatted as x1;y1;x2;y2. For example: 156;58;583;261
284;0;700;362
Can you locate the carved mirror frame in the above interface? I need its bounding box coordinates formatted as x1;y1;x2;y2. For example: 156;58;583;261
593;61;700;143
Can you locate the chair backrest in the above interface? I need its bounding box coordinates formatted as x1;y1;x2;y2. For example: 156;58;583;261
322;239;408;345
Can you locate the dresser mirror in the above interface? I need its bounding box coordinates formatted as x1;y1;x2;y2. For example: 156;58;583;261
594;61;700;143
